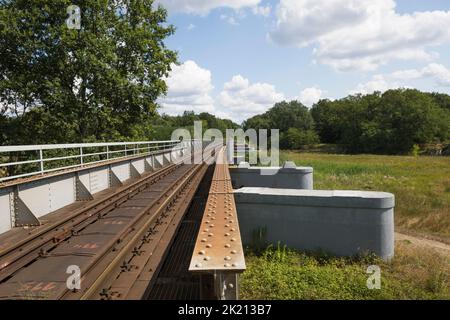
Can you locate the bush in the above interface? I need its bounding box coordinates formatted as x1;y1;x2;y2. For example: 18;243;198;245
281;128;320;149
411;144;421;157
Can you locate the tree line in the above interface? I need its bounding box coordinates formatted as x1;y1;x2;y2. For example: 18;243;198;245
244;89;450;155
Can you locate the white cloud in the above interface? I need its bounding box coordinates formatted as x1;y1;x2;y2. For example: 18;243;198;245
270;0;450;71
352;63;450;95
390;63;450;87
156;0;261;15
158;64;285;123
298;87;324;107
217;75;285;122
350;75;402;95
220;14;239;26
158;60;215;115
187;23;196;31
252;5;271;17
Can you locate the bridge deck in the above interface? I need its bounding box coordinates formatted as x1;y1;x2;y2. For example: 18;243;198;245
0;145;245;300
0;163;204;299
148;165;215;300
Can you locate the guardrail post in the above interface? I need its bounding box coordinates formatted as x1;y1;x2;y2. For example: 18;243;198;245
80;147;84;165
39;149;44;174
106;146;109;160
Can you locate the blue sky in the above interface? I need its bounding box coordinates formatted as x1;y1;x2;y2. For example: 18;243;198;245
156;0;450;123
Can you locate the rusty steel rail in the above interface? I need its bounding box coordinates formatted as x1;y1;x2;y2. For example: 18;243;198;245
189;147;246;300
0;143;222;300
76;164;208;300
0;163;180;283
148;165;216;300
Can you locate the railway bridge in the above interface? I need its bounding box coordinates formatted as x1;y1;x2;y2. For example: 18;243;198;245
0;140;244;300
0;139;396;300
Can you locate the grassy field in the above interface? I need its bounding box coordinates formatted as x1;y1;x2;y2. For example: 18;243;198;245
240;151;449;300
241;242;449;300
280;151;450;242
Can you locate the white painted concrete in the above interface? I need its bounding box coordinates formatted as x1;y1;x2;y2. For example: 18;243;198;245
234;187;395;260
0;189;11;234
231;163;313;190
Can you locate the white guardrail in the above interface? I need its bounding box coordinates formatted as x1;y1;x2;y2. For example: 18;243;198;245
0;140;185;183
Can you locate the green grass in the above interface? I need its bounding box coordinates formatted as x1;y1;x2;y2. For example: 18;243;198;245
241;151;450;300
280;151;450;241
241;243;449;300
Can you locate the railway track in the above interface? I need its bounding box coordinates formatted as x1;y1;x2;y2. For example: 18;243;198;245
0;146;220;299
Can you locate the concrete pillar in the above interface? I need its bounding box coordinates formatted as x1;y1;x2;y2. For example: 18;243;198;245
234;188;395;261
230;162;313;190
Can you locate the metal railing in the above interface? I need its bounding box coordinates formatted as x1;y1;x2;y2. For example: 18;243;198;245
0;140;185;183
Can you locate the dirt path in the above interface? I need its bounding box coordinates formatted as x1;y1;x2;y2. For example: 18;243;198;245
395;232;450;256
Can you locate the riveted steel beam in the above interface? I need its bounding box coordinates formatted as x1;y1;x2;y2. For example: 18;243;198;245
189;147;245;299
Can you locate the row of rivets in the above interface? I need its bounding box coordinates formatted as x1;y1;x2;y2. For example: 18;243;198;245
192;148;243;270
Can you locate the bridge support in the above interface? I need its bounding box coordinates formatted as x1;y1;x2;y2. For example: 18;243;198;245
144;157;154;172
13;188;40;227
130;163;142;179
215;272;239;300
234;188;395;261
75;174;94;201
109;166;123;188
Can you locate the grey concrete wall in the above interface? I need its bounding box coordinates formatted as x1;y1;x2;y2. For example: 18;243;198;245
230;162;313;190
234;188;395;261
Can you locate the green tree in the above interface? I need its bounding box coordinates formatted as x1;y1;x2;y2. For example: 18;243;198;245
310;89;450;154
371;89;449;153
428;92;450;112
310;99;343;143
281;127;319;149
0;0;176;143
265;100;314;132
242;114;271;132
244;100;318;150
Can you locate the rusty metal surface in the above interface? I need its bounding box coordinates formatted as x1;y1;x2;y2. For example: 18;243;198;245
148;165;215;300
0;164;192;299
0;164;180;286
104;164;207;300
189;147;246;273
0;143;223;300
